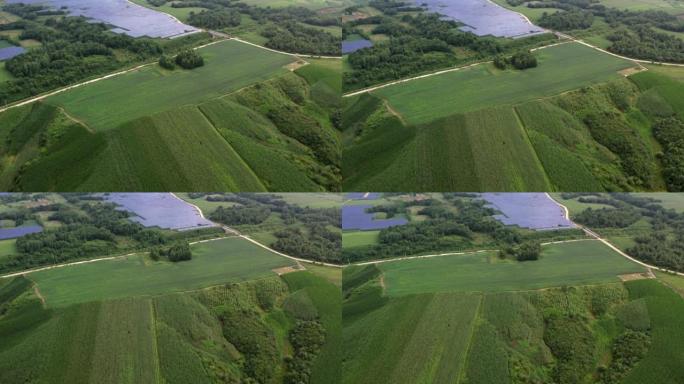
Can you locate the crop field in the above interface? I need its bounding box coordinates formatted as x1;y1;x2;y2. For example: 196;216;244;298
72;107;266;191
343;292;481;384
372;42;636;125
623;280;684;383
344;106;551;191
379;240;644;296
46;39;294;131
30;237;294;307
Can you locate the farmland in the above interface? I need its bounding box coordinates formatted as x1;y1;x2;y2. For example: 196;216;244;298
29;237;294;307
344;46;684;191
0;193;342;384
0;42;342;191
343;203;684;384
379;240;644;296
372;43;635;125
1;270;341;384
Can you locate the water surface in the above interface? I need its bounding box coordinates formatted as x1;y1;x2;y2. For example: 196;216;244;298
0;225;43;240
7;0;200;38
104;193;216;230
0;46;26;61
342;205;408;230
417;0;545;38
480;193;574;230
342;39;373;54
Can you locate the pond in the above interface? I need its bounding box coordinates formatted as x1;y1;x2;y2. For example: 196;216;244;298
480;193;575;230
0;46;26;61
416;0;545;38
345;192;380;200
342;38;373;54
342;205;408;231
103;193;216;231
0;225;43;240
7;0;200;38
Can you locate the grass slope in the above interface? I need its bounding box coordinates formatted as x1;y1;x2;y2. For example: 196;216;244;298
30;237;293;307
379;240;644;296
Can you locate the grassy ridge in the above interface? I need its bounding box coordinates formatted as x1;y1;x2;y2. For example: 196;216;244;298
373;43;635;125
31;237;293;307
379;240;644;296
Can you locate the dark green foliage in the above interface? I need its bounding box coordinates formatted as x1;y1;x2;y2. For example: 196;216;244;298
188;9;240;29
284;320;326;384
210;205;271;225
510;50;537;70
573;207;641;228
538;10;594;30
500;241;542;261
175;49;204;69
600;330;651;384
583;112;655;187
152;242;193;262
158;54;176;70
544;315;597;383
652;117;684;191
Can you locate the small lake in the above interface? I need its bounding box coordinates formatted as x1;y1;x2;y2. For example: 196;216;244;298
0;46;26;61
342;205;408;231
7;0;200;38
417;0;545;38
104;193;216;231
342;38;373;54
0;225;43;240
480;193;575;230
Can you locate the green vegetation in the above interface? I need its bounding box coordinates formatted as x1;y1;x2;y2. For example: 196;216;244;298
1;270;341;384
30;237;294;307
372;43;634;125
379;240;644;296
0;42;341;191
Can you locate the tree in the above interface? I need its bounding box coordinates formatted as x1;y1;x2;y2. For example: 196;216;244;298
158;54;175;70
175;49;204;69
510;51;537;70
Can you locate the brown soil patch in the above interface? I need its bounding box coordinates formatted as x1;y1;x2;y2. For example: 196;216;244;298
273;266;302;275
619;271;655;282
619;66;646;77
285;60;308;72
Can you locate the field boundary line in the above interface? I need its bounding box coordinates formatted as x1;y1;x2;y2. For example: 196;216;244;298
545;193;684;277
456;294;483;384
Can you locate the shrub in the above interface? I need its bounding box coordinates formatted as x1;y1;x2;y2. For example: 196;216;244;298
175;49;204;69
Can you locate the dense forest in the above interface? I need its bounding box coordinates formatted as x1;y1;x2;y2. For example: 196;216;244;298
523;0;684;62
0;194;222;273
566;193;684;272
342;195;583;263
0;4;210;105
148;0;341;55
196;193;342;263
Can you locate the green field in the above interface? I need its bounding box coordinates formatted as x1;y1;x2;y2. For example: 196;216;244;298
379;240;644;296
0;238;16;260
30;237;294;307
343;292;481;384
47;40;293;131
343;230;380;247
623;280;684;383
373;43;636;125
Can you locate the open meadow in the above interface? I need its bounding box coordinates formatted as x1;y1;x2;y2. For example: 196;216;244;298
379;240;644;296
30;237;294;307
46;40;294;131
373;42;636;125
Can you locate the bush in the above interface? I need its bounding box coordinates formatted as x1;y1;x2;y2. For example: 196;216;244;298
158;55;175;70
175;49;204;69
